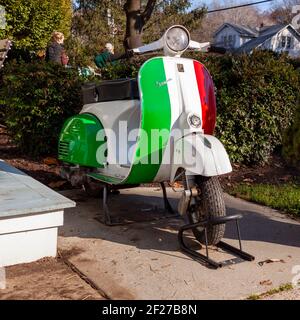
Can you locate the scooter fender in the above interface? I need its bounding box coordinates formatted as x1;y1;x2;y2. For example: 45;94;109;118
170;133;232;181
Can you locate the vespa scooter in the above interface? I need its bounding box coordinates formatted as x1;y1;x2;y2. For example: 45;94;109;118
58;26;254;267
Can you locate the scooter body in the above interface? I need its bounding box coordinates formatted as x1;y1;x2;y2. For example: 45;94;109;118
59;55;231;185
57;26;256;268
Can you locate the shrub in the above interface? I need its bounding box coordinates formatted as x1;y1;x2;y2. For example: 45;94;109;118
202;51;299;164
283;98;300;166
0;0;72;52
1;51;299;164
100;56;148;80
0;61;82;156
102;51;300;165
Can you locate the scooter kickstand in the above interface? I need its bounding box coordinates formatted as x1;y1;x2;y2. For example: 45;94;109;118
103;185;113;225
160;182;175;214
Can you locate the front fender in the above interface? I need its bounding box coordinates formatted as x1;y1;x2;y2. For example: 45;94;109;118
170;133;232;181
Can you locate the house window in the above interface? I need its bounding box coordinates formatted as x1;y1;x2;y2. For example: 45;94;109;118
287;36;292;49
281;36;293;49
228;35;233;47
223;35;235;48
228;35;236;48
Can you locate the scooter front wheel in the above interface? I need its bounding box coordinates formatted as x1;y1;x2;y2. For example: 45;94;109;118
187;176;226;246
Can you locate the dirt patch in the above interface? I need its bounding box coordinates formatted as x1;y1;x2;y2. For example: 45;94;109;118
219;155;300;192
0;127;72;191
0;257;105;300
1;127;299;192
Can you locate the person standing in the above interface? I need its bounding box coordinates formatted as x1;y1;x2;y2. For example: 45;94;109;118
46;32;69;66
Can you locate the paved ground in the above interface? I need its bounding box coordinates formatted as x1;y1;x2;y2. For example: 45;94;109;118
57;187;300;300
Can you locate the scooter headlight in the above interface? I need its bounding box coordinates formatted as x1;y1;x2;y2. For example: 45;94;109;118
165;26;190;52
188;114;202;129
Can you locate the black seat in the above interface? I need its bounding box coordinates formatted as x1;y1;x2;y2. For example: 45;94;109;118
82;79;139;105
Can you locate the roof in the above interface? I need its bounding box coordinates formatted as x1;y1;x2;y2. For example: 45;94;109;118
214;23;258;38
236;24;300;53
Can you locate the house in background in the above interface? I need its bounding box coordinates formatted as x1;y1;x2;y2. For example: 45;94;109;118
213;23;300;58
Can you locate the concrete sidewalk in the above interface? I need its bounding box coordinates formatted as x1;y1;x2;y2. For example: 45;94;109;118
58;187;300;300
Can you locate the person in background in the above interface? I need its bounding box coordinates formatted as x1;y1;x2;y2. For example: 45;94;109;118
94;43;132;69
46;32;69;66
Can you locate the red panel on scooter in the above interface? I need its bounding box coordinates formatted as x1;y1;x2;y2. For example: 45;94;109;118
193;61;217;135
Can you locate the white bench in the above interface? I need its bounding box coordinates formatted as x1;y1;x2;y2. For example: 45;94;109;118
0;160;75;267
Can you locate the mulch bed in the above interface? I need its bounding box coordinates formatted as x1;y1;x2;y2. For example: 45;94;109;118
1;127;299;192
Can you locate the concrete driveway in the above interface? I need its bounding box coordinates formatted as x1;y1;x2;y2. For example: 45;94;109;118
58;187;300;300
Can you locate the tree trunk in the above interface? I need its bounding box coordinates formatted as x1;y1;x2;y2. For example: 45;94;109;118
124;0;143;49
124;0;157;49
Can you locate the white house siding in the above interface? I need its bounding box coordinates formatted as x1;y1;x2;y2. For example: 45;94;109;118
270;28;300;57
260;38;273;51
215;26;245;49
240;37;253;45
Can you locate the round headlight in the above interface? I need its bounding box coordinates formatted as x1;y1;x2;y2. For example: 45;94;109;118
188;114;202;129
165;26;190;52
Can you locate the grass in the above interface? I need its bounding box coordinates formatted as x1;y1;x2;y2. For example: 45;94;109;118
246;283;294;300
229;183;300;217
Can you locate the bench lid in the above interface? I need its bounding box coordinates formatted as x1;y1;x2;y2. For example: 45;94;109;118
0;160;75;218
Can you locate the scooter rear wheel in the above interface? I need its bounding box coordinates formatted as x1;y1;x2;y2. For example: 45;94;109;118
187;176;226;246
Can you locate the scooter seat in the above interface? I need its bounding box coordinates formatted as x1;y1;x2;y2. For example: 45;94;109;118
82;79;139;104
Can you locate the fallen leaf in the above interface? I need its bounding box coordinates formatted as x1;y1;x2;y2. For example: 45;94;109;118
260;280;273;286
279;175;292;182
258;259;285;266
48;180;66;188
43;157;59;166
243;178;254;183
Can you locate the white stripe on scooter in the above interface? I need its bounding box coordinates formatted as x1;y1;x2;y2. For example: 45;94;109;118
154;58;203;182
163;57;183;127
176;58;203;121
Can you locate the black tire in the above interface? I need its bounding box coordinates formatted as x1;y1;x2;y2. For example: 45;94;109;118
187;176;226;245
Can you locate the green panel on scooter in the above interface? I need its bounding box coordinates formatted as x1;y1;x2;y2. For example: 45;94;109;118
58;114;106;168
124;57;172;184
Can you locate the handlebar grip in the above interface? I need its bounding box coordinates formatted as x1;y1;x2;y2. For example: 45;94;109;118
208;46;227;54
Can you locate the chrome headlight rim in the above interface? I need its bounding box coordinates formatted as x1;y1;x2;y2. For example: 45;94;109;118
165;25;190;53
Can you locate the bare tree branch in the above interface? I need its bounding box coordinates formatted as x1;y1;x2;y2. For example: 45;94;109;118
142;0;157;23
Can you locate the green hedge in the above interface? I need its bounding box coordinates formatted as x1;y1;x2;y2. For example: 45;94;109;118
0;61;82;156
204;51;300;164
283;99;300;165
1;51;299;164
99;51;300;165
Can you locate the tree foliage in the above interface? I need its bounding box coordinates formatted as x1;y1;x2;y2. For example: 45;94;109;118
0;60;82;156
69;0;205;65
0;0;72;51
269;0;300;26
